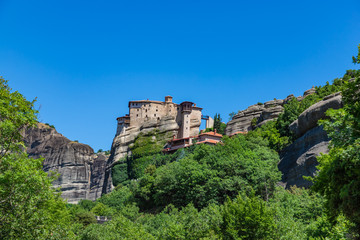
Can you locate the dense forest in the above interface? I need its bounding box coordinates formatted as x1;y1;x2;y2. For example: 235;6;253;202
1;46;360;239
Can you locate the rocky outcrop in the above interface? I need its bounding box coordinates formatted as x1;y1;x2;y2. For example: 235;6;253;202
278;126;330;188
279;93;343;188
225;87;323;136
225;99;286;135
103;115;182;193
289;92;343;138
111;116;179;163
24;123;108;203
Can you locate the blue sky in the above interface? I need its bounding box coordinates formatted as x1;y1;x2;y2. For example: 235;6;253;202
1;0;359;151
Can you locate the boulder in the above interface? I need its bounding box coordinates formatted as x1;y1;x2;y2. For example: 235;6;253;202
289;93;343;138
303;86;316;97
278;126;330;188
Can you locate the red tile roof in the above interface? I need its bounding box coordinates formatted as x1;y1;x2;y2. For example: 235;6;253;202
229;131;248;137
196;139;220;145
198;131;223;138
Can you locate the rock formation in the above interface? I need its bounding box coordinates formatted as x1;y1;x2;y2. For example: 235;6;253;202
278;126;330;188
278;93;343;188
225;99;286;135
225;87;323;136
24;123;108;203
103;115;184;193
289;92;343;138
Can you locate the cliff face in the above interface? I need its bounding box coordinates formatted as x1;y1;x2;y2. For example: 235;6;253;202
278;93;343;188
225;96;290;135
103;115;185;193
225;87;316;136
24;123;108;203
225;87;343;189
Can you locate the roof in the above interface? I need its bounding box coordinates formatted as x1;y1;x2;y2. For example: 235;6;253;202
116;115;130;120
129;100;164;107
168;136;192;142
198;131;223;138
196;139;221;145
229;131;248;137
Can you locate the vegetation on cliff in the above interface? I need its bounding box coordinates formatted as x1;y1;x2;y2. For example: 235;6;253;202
0;77;76;239
2;46;360;239
313;57;360;234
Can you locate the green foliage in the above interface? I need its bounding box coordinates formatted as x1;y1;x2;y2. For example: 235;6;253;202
78;199;97;211
213;113;226;134
274;78;346;148
91;202;114;216
352;43;360;64
111;162;129;186
126;130;174;180
80;214;155;240
251;117;258;128
75;211;97;227
44;123;55;128
313;74;360;235
306;214;355;240
203;127;214;133
229;111;236;120
138;204;222;240
0;77;38;157
0;78;75;239
249;120;289;152
133;134;281;210
221;193;277;240
97;185;134;211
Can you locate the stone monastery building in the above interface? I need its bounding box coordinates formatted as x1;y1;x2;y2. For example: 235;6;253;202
116;96;203;139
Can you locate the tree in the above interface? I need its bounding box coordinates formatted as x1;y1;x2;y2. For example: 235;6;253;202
312;47;360;235
352;43;360;64
0;77;37;159
221;193;277;239
213;113;226;134
0;77;74;239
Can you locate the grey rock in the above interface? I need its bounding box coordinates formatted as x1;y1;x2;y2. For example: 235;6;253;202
278;126;330;188
225;98;285;135
289;93;343;138
24;123;108;203
303;86;316;97
103;115;183;193
284;94;295;104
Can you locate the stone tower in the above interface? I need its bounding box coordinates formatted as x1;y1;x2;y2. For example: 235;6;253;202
179;101;193;138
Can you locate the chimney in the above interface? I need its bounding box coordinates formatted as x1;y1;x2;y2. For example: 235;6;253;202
214;129;217;134
200;130;203;134
173;135;176;140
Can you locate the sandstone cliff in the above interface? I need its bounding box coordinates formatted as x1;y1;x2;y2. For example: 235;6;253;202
24;123;108;203
225;87;317;136
103;115;187;193
278;93;343;188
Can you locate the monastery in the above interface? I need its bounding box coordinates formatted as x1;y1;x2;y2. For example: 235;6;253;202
116;96;221;152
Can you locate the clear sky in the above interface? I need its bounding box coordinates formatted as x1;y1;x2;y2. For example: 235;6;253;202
1;0;359;151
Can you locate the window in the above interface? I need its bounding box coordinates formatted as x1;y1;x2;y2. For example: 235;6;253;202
154;114;156;117
145;109;147;112
136;114;138;117
137;109;139;111
156;109;158;112
157;117;160;120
